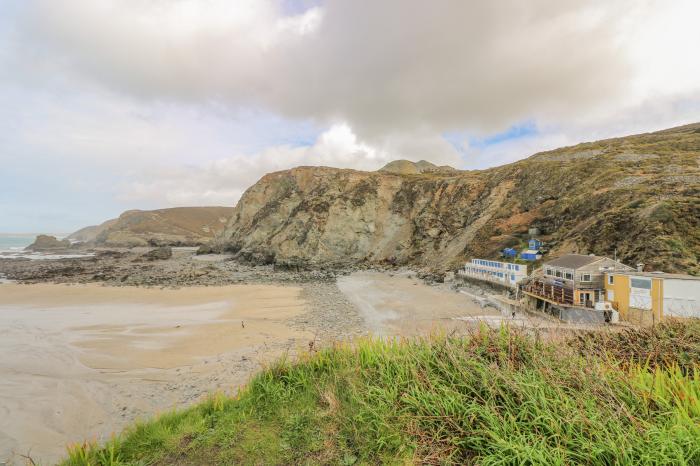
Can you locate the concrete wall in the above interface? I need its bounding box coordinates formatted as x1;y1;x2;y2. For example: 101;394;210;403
664;278;700;318
456;274;512;293
557;306;607;324
521;293;609;324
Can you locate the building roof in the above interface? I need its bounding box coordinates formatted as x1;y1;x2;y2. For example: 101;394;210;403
521;249;541;255
544;254;604;269
610;271;700;281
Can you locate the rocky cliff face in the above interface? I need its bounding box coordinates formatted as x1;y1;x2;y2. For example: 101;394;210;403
221;124;700;274
69;207;234;247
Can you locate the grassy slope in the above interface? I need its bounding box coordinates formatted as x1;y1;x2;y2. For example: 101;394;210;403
473;123;700;274
63;323;700;465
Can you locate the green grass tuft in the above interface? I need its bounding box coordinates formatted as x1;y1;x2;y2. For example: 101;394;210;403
62;322;700;465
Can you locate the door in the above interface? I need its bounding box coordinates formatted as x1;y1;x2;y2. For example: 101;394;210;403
580;292;591;306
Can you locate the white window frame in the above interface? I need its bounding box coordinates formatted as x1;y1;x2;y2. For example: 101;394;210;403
581;274;592;282
608;275;614;285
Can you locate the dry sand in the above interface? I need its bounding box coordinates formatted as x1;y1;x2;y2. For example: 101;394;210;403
337;271;501;336
0;283;313;465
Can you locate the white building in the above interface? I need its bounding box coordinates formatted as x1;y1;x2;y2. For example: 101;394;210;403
459;258;528;288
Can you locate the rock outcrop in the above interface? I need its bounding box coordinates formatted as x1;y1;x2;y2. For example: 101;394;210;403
25;235;71;251
68;207;234;247
221;123;700;274
140;246;173;261
379;160;458;175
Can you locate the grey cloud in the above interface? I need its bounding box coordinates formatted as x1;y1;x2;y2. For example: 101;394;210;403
18;0;641;142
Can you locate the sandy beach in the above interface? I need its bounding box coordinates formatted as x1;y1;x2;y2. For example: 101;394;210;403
0;268;518;464
338;271;501;335
0;283;313;465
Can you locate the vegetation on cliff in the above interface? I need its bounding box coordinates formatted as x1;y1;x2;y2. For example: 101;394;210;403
68;207;234;247
64;322;700;465
222;123;700;274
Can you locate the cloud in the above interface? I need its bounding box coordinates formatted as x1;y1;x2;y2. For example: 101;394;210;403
2;0;700;231
16;0;700;142
117;123;462;206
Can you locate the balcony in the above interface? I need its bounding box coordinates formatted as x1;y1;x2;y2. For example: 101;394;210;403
522;279;593;308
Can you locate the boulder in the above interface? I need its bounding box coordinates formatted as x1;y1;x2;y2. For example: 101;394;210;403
141;246;173;261
196;243;219;255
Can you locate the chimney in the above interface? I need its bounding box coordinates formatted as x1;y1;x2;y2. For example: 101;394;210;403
636;263;644;272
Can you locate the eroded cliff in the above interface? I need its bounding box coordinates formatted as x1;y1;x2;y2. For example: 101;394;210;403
221;124;700;273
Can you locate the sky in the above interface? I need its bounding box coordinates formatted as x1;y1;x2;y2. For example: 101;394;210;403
1;0;699;233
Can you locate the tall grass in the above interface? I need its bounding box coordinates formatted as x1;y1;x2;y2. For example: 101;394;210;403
62;323;700;465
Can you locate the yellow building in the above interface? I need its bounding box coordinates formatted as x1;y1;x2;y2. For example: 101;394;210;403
604;271;700;326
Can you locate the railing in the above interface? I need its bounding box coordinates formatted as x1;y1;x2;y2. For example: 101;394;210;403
522;280;593;308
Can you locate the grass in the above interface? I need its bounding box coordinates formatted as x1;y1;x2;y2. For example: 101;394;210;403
62;323;700;465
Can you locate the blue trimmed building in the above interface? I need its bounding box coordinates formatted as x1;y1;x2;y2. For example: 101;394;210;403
459;258;528;288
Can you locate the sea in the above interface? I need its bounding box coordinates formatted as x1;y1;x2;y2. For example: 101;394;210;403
0;233;93;261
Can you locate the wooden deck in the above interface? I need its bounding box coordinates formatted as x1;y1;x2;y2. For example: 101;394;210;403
522;281;593;309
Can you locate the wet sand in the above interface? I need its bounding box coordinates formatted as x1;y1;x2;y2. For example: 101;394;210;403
1;271;530;464
338;271;501;336
0;283;313;465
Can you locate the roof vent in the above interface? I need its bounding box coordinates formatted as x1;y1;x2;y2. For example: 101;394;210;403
637;263;645;272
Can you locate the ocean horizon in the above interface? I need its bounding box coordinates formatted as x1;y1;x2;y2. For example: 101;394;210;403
0;233;89;261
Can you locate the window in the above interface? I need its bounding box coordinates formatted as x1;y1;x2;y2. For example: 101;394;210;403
555;270;562;278
565;272;573;280
511;274;516;281
630;277;651;290
582;274;591;282
546;268;553;276
608;275;614;285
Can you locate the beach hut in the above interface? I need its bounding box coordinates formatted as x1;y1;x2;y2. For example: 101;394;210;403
520;249;542;261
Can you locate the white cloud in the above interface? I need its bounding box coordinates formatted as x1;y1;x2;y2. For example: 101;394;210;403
117;123;462;206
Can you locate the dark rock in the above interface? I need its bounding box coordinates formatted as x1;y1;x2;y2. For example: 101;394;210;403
141;246;173;261
196;244;218;255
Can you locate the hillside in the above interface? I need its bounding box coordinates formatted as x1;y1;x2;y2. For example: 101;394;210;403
69;207;234;247
222;123;700;274
62;322;700;465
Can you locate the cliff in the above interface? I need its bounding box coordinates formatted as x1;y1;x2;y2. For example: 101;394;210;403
69;206;234;247
221;124;700;273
